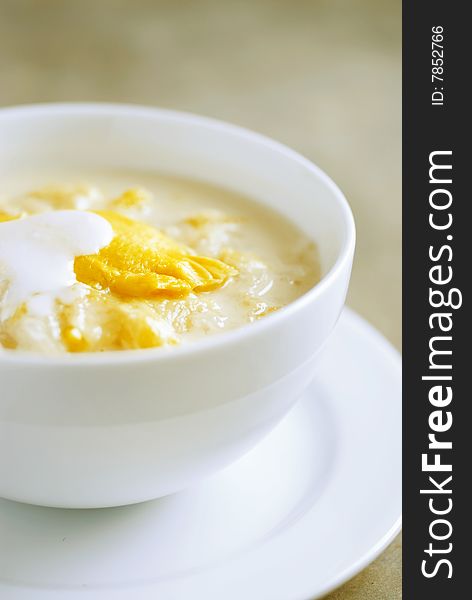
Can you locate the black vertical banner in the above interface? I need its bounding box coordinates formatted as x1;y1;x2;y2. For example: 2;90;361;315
403;1;469;597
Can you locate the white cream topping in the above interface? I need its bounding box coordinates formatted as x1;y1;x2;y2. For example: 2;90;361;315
0;211;113;320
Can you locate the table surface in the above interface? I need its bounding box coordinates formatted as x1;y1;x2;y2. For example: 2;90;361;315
0;1;401;598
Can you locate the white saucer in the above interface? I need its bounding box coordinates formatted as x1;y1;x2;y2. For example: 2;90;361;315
0;308;401;600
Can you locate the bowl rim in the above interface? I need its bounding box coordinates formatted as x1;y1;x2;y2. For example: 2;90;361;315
0;102;356;366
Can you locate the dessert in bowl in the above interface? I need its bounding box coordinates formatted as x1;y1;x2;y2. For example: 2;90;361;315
0;175;319;353
0;104;355;508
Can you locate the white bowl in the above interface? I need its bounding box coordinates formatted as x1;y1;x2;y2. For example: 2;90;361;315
0;104;355;508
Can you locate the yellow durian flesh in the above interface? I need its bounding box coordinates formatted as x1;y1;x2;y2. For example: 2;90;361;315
74;210;237;299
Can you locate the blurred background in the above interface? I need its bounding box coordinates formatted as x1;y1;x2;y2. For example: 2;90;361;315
0;0;401;597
